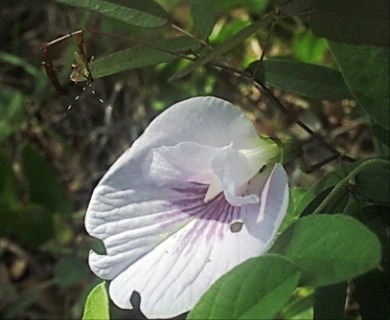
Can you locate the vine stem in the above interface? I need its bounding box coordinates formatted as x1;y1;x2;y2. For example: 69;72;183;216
312;158;389;215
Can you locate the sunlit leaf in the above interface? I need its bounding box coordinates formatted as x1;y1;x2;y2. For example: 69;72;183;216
270;215;382;287
329;42;390;130
188;254;300;319
190;0;215;39
82;282;110;320
54;0;168;28
248;59;352;100
91;36;200;78
293;31;327;64
310;0;389;47
21;145;72;214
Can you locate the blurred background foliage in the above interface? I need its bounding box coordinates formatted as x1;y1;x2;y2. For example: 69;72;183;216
0;0;388;319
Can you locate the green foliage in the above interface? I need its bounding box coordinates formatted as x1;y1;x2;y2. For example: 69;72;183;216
82;282;110;320
91;36;200;79
190;0;215;39
188;255;301;319
270;215;382;287
1;0;388;318
310;0;389;47
55;256;90;288
54;0;168;28
329;42;390;130
21;145;72;215
248;59;353;100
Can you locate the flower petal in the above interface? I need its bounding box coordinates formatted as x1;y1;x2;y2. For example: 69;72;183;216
143;142;217;186
87;164;288;318
127;96;263;158
210;145;259;205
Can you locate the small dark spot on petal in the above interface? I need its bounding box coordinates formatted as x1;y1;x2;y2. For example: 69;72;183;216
260;165;266;173
230;221;243;233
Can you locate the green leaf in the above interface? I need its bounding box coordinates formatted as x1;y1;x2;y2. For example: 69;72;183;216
0;151;18;210
82;282;110;320
90;36;200;78
0;204;54;249
354;163;390;204
188;254;301;319
248;59;353;100
310;0;389;47
21;145;72;214
190;0;215;39
270;215;382;287
54;0;168;28
329;41;390;130
55;256;89;288
313;282;347;319
171;18;268;81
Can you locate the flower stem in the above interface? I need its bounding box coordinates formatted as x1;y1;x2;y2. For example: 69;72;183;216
312;158;390;215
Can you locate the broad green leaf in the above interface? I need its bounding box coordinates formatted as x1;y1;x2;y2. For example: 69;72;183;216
310;0;389;47
313;282;347;319
354;163;390;204
171;18;268;80
190;0;215;39
188;254;300;319
0;151;18;210
0;204;54;249
270;215;382;287
329;41;390;130
277;0;314;16
248;59;353;100
55;256;89;288
21;145;72;214
54;0;168;28
82;282;110;320
91;36;200;78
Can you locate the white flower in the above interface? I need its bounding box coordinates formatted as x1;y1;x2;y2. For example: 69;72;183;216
85;96;289;318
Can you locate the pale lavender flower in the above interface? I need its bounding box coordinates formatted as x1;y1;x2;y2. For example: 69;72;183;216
85;96;289;318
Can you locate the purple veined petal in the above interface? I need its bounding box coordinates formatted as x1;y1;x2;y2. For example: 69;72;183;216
87;163;288;318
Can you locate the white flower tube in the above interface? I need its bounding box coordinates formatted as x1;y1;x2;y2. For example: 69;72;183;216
85;96;289;318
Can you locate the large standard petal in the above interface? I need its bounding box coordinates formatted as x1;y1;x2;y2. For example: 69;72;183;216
112;97;264;168
86;164;288;318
